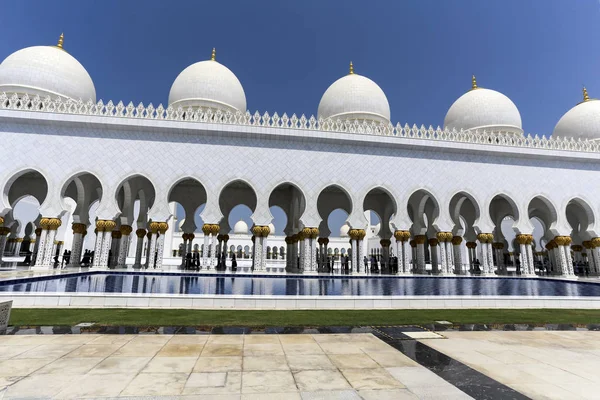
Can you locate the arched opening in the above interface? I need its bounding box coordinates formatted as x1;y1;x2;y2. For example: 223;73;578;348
219;180;257;234
317;185;352;237
268;182;306;237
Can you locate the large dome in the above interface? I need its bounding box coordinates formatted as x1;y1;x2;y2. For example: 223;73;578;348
168;49;246;113
0;35;96;102
553;88;600;141
444;76;522;135
318;63;390;124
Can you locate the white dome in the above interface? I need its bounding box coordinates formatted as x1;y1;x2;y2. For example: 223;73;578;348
553;91;600;140
340;223;350;237
318;65;390;124
233;220;248;235
444;78;522;135
268;223;276;235
168;53;246;113
0;42;96;102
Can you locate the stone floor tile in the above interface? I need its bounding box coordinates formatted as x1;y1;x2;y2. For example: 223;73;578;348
554;382;600;399
129;334;173;344
120;372;189;396
0;335;57;346
0;358;55;377
385;366;448;388
242;392;301;400
202;344;244;357
0;345;39;359
363;350;419;368
0;376;24;391
244;335;281;345
328;353;379;369
518;363;594;386
14;344;81;359
299;390;361;399
286;354;337;371
340;368;404;390
278;335;317;345
243;343;284;356
143;356;198;373
34;357;104;375
282;343;324;355
87;356;151;375
358;388;420;400
64;344;122;358
157;343;205;357
88;334;136;345
168;335;210;344
478;349;540;364
405;385;474;400
54;372;136;399
318;343;364;355
208;335;245;345
183;371;241;395
293;370;351;391
195;356;243;372
242;370;297;393
113;341;166;356
509;383;582;400
243;355;290;371
50;335;98;345
4;373;80;399
186;372;227;388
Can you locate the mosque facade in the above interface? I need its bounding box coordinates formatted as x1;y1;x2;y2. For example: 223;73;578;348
1;36;600;277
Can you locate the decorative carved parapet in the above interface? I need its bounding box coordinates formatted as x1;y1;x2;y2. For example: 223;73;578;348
2;91;599;153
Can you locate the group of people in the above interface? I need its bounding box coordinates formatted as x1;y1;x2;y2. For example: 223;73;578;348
182;252;238;271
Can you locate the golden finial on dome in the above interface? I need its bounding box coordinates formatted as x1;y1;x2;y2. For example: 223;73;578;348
56;33;64;50
471;74;478;90
583;86;590;102
349;61;354;75
211;48;216;61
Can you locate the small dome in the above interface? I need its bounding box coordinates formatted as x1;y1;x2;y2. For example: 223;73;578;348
340;223;350;237
553;88;600;140
168;49;246;113
444;76;522;135
0;35;96;102
268;223;276;235
318;63;390;124
371;223;380;236
233;220;248;235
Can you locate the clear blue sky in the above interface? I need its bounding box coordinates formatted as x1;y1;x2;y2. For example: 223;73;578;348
1;0;599;135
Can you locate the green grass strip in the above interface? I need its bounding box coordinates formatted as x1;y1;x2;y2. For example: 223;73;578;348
7;308;600;327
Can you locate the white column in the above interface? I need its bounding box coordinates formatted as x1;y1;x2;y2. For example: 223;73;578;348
92;226;104;268
438;241;447;275
310;234;318;271
117;226;132;268
68;223;86;267
202;225;210;269
356;232;364;273
156;232;166;269
402;240;410;274
133;229;146;268
526;243;535;276
180;235;188;267
429;239;439;274
452;237;463;275
98;229;114;268
446;239;454;274
34;229;49;268
146;223;159;269
0;231;7;263
486;242;495;274
415;235;426;274
42;230;58;267
478;235;489;275
592;242;600;275
209;232;217;269
350;237;357;272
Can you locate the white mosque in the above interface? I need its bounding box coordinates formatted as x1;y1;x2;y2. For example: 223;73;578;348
1;34;600;277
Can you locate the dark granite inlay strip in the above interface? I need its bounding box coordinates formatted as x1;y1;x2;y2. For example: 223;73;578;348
372;330;531;400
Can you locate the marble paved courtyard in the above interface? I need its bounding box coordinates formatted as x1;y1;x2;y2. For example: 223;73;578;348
0;330;595;399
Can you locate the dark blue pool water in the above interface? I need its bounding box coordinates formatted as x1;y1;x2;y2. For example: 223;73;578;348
0;272;599;296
